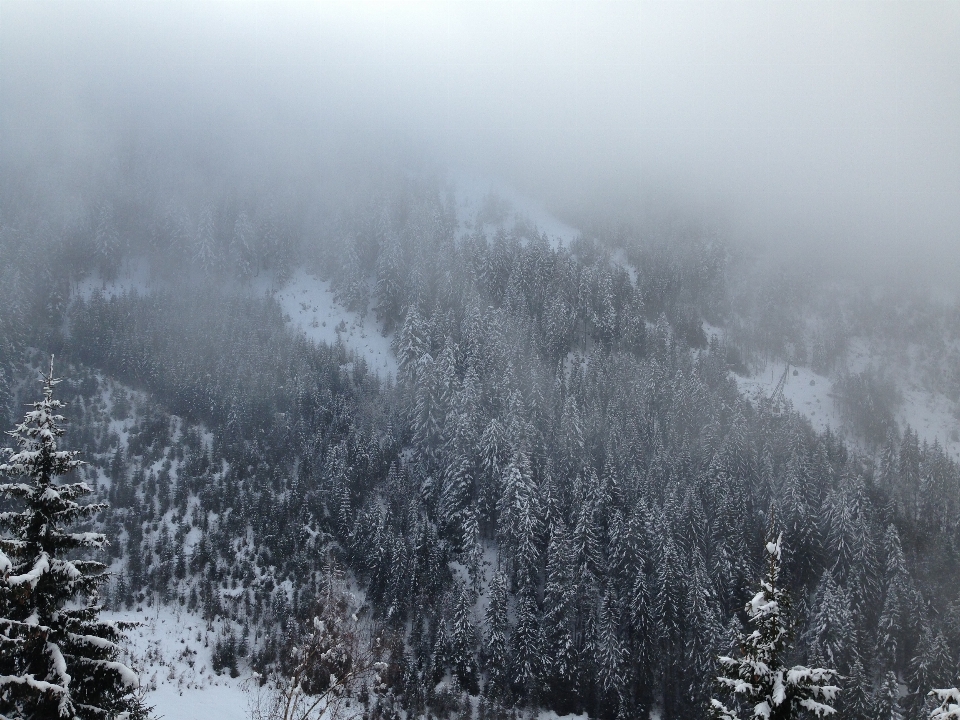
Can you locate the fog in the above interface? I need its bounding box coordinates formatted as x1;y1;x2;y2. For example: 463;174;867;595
5;7;960;717
3;1;959;280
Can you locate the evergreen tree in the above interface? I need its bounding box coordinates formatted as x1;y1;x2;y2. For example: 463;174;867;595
685;551;722;713
0;361;146;719
879;524;918;671
540;520;575;706
840;657;871;720
808;571;856;675
484;571;510;703
596;584;625;716
194;206;219;276
909;627;953;720
449;582;479;693
231;210;255;282
711;533;839;720
873;671;905;720
512;585;541;703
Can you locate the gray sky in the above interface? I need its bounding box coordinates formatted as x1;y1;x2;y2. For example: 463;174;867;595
2;1;959;278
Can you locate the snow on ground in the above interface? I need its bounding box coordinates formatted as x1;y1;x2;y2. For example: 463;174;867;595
702;321;725;344
735;357;960;460
108;602;589;720
103;607;248;720
454;175;580;249
273;269;397;378
841;336;960;457
735;362;843;436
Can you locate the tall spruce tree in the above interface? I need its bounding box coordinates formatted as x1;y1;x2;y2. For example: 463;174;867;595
484;571;510;703
711;532;839;720
0;360;146;719
873;671;905;720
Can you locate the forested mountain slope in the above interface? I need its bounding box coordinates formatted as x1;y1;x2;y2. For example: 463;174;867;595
1;179;959;719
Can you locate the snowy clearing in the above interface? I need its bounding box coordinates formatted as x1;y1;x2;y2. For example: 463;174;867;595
735;362;843;436
899;387;960;458
108;603;592;720
273;269;397;378
736;358;960;460
103;607;248;720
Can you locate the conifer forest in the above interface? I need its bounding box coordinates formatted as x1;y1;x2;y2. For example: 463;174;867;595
2;3;960;720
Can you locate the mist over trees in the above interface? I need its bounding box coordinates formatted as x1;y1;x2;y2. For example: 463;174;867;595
1;169;959;718
2;3;960;719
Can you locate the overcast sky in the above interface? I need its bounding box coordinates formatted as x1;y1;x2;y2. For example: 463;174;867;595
2;1;959;279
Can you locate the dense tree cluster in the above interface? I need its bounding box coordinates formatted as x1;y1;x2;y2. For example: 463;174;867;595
1;181;959;718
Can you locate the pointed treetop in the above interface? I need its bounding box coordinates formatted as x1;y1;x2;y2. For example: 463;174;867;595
712;532;839;720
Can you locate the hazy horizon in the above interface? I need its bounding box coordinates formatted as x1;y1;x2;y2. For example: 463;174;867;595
3;1;959;283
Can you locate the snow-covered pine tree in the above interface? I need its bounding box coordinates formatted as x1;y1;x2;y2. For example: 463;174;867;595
711;532;839;720
449;581;479;693
873;670;905;720
512;585;541;703
231;210;255;282
909;626;954;720
0;359;146;719
596;583;626;715
840;657;872;720
808;570;856;675
540;520;575;704
193;205;219;276
484;571;510;702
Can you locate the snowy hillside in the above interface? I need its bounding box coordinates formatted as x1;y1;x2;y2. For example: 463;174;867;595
734;352;960;460
109;605;594;720
104;608;249;720
735;361;843;435
273;269;397;378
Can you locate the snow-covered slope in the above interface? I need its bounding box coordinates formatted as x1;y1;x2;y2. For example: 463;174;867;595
898;387;960;457
735;361;843;435
104;608;248;720
109;604;593;720
273;269;397;378
734;356;960;460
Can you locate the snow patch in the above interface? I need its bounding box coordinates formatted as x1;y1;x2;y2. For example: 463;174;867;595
735;362;843;435
273;269;397;378
736;357;960;459
103;607;248;720
899;388;960;459
702;321;725;344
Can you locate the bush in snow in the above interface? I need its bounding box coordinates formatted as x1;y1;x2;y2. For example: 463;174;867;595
246;561;392;720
